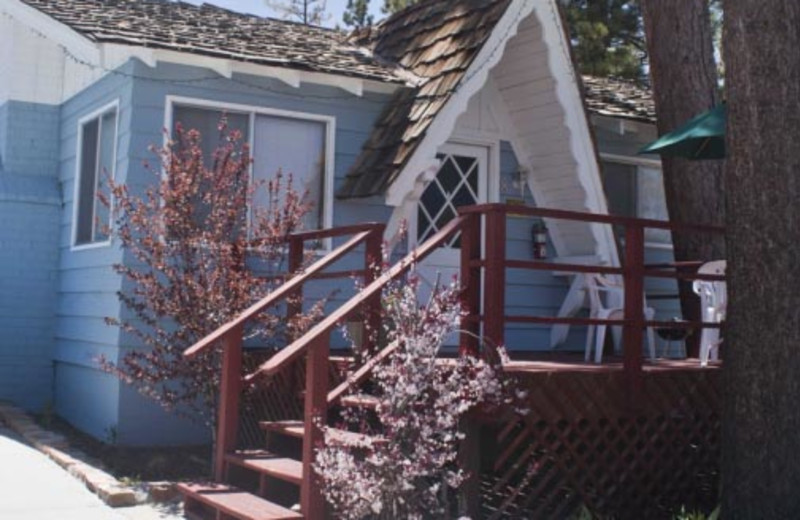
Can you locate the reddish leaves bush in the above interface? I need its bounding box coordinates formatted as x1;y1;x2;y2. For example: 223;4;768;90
100;119;320;428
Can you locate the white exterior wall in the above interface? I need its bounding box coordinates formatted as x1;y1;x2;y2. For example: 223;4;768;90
0;6;106;106
491;13;600;258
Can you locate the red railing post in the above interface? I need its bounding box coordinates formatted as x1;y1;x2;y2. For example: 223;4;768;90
286;235;304;326
214;325;243;481
301;331;330;518
362;226;384;353
460;212;481;356
484;208;506;352
623;224;645;392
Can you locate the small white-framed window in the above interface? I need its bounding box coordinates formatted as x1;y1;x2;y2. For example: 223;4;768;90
600;159;670;245
73;101;119;248
166;96;335;236
253;114;327;231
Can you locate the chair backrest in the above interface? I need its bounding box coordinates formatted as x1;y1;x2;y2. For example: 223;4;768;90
584;273;622;313
584;273;603;312
693;260;727;314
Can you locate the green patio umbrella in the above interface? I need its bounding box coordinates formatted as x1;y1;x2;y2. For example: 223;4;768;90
640;104;726;159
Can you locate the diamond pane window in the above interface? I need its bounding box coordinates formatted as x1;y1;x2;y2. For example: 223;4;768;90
456;156;477;176
438;159;462;193
420;181;446;212
417;152;481;246
453;184;475;207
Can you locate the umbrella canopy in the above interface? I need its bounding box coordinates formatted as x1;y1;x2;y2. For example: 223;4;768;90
640;104;726;159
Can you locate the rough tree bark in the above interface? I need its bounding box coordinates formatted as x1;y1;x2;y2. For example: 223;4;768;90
723;2;800;517
641;1;725;356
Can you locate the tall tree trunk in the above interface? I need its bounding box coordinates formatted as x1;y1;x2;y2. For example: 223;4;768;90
723;2;800;517
641;1;725;357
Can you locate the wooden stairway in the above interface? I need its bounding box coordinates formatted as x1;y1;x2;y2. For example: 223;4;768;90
177;219;468;519
180;398;382;519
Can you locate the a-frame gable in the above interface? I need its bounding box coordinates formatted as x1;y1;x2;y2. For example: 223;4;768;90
358;0;618;268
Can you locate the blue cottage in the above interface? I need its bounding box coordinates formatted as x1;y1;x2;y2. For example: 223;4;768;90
0;0;675;445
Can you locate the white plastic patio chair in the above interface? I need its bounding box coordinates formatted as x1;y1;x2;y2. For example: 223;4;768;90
584;273;657;364
692;260;726;367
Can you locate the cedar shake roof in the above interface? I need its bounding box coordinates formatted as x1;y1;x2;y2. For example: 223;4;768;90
19;0;403;83
337;0;512;198
582;75;656;123
24;1;646;199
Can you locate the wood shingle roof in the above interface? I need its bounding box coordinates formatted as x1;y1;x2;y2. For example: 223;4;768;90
338;0;512;198
582;75;656;123
19;0;404;83
20;0;653;200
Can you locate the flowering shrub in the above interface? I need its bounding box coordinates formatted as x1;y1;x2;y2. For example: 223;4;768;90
100;119;322;429
315;273;514;519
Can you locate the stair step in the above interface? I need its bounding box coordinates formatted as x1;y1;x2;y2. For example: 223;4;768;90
340;393;380;410
327;428;386;447
260;420;304;439
178;482;302;520
226;450;303;485
259;420;385;447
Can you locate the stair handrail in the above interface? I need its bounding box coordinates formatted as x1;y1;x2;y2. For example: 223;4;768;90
327;340;399;404
243;214;468;383
180;222;384;488
234;215;467;517
182;223;385;359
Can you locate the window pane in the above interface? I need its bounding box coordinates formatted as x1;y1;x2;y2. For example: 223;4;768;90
601;161;637;218
253;115;326;230
171;106;250;232
437;157;461;194
93;110;117;242
172;106;249;167
638;166;671;244
76;118;99;245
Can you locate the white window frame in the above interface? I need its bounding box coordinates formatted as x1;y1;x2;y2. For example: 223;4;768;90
600;154;673;251
164;96;336;248
71;99;120;251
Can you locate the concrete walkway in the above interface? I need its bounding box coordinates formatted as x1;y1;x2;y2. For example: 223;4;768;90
0;426;182;520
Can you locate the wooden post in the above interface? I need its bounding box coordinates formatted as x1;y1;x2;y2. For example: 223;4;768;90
286;236;305;408
460;212;481;356
458;414;482;516
301;332;330;518
362;226;384;353
623;224;645;393
484;208;507;352
286;235;304;326
214;325;243;481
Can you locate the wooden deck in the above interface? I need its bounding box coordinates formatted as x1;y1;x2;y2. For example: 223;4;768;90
185;205;725;519
237;348;722;519
502;352;721;374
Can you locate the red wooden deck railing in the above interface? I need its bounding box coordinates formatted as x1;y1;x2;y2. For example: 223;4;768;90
182;204;725;518
457;204;725;392
184;217;468;517
183;223;384;490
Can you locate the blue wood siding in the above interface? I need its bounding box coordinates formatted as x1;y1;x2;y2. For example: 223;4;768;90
104;60;394;443
52;65;131;440
0;100;60;411
496;142;581;351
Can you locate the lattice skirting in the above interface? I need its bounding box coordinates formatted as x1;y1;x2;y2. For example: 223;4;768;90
479;369;720;519
238;349;350;449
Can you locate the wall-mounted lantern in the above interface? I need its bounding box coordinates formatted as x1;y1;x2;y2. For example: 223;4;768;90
532;221;548;260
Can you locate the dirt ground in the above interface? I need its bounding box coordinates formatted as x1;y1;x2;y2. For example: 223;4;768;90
38;415;212;482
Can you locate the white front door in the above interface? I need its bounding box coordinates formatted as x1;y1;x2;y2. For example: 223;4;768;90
413;143;489;319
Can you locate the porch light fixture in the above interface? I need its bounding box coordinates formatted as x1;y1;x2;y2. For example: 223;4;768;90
532;220;548;260
514;167;530;197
